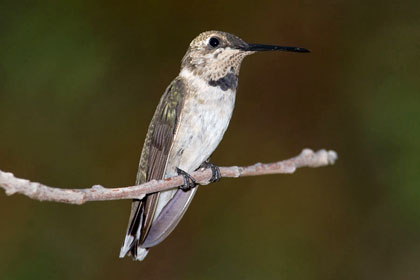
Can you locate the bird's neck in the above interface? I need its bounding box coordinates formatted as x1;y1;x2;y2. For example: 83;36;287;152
179;68;239;93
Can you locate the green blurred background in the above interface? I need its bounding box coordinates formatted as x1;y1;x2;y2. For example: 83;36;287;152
1;0;419;279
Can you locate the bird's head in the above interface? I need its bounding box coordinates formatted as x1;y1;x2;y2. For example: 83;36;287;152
181;30;309;81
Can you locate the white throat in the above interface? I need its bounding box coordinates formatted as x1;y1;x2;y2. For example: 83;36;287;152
179;68;210;92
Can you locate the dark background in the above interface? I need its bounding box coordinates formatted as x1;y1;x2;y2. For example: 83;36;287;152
1;0;419;279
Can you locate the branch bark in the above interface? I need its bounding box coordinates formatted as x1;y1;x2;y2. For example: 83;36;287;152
0;148;337;205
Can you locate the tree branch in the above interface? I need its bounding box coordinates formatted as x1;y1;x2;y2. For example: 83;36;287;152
0;148;337;205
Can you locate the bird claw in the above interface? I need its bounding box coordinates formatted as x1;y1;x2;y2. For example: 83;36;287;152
200;160;221;183
176;167;197;192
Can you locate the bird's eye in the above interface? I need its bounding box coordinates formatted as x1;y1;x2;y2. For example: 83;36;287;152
209;37;220;48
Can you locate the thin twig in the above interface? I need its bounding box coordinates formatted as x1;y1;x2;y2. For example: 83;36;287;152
0;148;337;205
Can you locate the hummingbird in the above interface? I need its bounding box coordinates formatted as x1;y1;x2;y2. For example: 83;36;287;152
119;30;309;261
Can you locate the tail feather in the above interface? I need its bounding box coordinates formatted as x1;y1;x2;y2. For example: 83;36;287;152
130;241;149;261
119;234;134;258
120;200;149;261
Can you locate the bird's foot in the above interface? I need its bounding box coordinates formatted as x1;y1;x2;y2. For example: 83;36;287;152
176;167;197;192
200;160;221;183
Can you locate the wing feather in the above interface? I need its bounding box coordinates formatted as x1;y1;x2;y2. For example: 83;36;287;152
121;77;187;256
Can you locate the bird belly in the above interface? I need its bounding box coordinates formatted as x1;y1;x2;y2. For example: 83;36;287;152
167;87;236;176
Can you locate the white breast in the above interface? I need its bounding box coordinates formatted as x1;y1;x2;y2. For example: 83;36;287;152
165;68;236;175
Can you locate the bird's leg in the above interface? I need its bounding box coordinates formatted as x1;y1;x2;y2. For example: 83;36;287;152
200;159;221;183
176;167;198;192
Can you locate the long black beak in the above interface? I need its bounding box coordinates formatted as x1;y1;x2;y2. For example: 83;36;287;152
243;44;310;53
